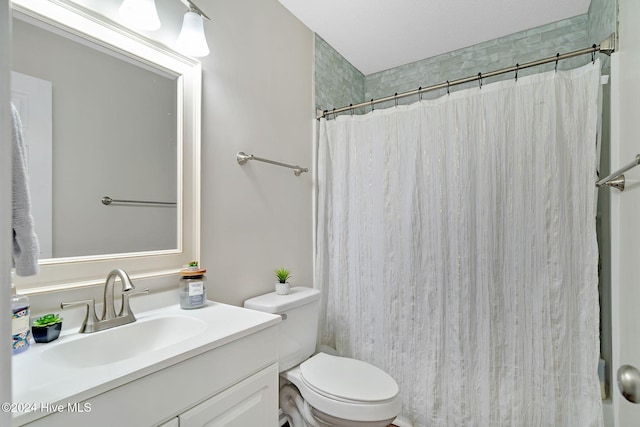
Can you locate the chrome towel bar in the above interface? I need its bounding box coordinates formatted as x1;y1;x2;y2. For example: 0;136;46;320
236;152;308;176
101;196;177;206
596;154;640;192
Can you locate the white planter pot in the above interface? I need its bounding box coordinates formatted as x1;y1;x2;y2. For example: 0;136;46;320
275;282;290;295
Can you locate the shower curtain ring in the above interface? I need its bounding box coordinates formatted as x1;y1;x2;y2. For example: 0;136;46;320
555;53;560;72
592;44;596;63
350;104;354;116
371;99;374;112
478;72;482;89
394;93;398;107
418;87;423;101
332;108;336;119
515;64;519;81
446;81;450;95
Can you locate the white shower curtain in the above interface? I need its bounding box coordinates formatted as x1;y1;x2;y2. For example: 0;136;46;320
316;61;603;426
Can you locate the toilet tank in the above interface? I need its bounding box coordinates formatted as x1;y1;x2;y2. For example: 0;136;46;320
244;287;320;372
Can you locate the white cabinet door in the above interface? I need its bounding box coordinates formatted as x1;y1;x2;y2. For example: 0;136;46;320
179;364;278;427
612;0;640;426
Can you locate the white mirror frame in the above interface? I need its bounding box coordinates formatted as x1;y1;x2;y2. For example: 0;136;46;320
12;0;201;294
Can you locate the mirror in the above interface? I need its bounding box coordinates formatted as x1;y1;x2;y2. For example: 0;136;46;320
12;16;179;259
12;0;201;293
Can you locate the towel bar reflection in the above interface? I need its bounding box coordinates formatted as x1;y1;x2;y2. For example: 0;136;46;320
101;196;177;206
236;152;308;176
596;154;640;192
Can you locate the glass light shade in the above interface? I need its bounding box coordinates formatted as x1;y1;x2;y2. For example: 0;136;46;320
176;12;210;57
119;0;161;31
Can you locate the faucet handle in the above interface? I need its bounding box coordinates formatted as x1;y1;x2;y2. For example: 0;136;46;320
60;299;99;333
119;287;149;317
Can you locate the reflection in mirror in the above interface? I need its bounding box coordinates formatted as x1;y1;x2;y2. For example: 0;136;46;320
11;14;178;260
10;0;201;294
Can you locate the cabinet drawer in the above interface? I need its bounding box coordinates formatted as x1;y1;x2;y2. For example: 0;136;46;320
179;364;278;427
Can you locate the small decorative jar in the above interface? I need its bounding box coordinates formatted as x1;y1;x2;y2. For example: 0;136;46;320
179;265;207;309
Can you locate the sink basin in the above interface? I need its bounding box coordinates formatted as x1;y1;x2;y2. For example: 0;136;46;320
42;315;207;368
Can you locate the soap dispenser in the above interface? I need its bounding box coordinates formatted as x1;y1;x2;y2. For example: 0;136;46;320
11;270;31;354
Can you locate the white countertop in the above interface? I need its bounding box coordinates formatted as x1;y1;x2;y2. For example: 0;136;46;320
11;301;280;426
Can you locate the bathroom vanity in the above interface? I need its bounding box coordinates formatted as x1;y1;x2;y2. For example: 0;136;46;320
12;302;281;426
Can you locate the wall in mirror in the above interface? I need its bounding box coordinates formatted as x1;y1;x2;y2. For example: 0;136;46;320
10;0;200;294
11;15;178;260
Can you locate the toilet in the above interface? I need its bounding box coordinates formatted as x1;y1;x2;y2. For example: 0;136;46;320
244;287;401;427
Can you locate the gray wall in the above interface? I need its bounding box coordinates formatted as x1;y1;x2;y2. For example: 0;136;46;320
199;0;314;306
12;18;177;258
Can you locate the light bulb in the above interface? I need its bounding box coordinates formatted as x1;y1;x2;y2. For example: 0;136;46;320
176;11;210;57
119;0;161;32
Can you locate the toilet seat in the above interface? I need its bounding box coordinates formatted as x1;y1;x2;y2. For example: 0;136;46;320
300;353;399;402
281;353;401;422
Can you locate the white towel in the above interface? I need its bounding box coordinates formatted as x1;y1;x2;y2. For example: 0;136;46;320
11;103;39;277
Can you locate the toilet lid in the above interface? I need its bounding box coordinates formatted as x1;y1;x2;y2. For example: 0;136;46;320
299;353;399;402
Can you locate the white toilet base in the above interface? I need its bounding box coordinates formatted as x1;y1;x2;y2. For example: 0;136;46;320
280;384;316;427
280;383;396;427
311;407;395;427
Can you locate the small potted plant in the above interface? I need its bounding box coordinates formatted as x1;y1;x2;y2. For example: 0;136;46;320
32;313;63;343
274;267;292;295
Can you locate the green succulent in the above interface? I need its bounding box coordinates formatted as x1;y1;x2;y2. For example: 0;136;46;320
33;313;62;327
274;267;292;284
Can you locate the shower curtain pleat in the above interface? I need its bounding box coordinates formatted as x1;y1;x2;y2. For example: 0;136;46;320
316;60;603;427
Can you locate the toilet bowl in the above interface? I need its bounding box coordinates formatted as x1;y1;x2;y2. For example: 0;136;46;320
244;287;401;427
282;352;400;426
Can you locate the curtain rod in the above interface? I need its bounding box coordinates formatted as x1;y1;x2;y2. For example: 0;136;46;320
318;33;616;120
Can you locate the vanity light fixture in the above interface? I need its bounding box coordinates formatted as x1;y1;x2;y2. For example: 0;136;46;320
118;0;211;58
118;0;161;31
176;0;211;58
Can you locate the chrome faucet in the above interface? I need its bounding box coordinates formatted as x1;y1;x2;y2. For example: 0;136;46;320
61;268;149;333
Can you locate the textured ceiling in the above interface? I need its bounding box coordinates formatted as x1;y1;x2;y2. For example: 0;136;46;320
278;0;592;75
